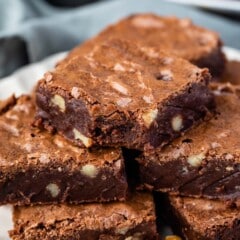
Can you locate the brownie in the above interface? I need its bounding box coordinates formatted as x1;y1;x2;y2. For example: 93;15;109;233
0;95;127;206
0;94;17;114
36;39;215;150
159;194;240;240
65;13;225;77
138;83;240;201
220;60;240;85
9;192;159;240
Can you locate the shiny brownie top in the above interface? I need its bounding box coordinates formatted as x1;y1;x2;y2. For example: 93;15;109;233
38;39;210;117
68;13;221;63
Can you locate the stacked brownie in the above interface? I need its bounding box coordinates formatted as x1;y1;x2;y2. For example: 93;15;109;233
1;13;238;240
1;96;158;239
147;84;240;239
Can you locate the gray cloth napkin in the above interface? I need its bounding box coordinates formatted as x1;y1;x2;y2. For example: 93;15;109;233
0;0;240;78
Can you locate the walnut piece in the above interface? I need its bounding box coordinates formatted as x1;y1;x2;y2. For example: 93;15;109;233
187;153;205;167
81;164;98;178
142;95;153;104
226;166;234;171
50;94;66;112
155;70;173;81
116;97;132;107
46;183;60;198
171;115;183;132
111;81;129;95
44;72;53;82
73;128;93;148
115;226;129;235
114;63;126;72
142;109;158;128
71;87;81;98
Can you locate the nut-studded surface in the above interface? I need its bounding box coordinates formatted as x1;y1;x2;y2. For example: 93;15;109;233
0;95;127;206
64;14;225;77
10;193;158;240
138;84;240;201
36;39;215;150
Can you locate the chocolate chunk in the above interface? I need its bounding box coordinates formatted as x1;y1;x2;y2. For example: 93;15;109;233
36;39;215;150
9;193;159;240
0;95;127;206
138;83;240;201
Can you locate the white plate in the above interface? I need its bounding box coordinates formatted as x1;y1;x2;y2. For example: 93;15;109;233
165;0;240;15
0;47;240;240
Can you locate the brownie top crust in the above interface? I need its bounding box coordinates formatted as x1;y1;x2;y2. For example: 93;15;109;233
68;14;222;67
38;39;210;114
144;84;240;163
103;14;220;62
0;95;122;169
169;196;240;237
13;192;155;233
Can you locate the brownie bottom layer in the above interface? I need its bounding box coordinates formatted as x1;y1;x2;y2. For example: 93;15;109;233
0;165;127;206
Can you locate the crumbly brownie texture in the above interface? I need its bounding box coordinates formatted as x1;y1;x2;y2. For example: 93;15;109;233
161;195;240;240
138;84;240;201
0;95;127;206
36;39;215;150
9;192;159;240
65;13;225;77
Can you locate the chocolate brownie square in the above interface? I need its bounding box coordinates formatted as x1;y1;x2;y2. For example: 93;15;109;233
0;95;127;205
36;39;215;150
9;192;159;240
159;194;240;240
138;84;240;201
66;14;226;77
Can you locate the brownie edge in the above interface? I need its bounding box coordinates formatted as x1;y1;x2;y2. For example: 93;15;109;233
9;192;159;240
35;39;215;150
0;95;128;206
157;193;240;240
64;13;226;78
138;84;240;201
